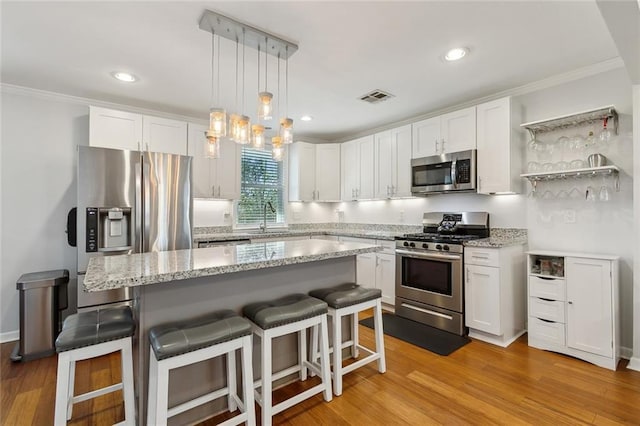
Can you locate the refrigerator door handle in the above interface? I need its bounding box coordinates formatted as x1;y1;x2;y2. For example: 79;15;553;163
135;159;143;253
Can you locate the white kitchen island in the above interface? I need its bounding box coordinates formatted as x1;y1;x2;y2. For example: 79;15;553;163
84;239;381;425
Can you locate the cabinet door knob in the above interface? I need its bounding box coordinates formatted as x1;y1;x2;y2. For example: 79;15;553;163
568;301;573;305
435;139;439;152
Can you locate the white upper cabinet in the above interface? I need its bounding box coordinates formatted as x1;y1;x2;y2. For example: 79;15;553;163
289;142;340;202
89;106;188;155
411;106;476;158
476;97;522;194
142;115;187;155
89;106;142;151
374;125;412;198
341;136;374;201
187;123;240;200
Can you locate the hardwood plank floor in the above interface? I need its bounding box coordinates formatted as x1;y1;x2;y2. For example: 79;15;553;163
2;312;640;425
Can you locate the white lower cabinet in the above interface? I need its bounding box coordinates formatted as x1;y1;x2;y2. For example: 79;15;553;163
527;251;620;370
340;237;395;306
464;245;525;347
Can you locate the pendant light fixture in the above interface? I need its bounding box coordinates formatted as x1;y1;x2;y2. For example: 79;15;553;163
228;35;241;142
258;36;274;120
252;44;266;149
280;45;294;144
271;53;284;162
205;32;223;158
236;29;251;145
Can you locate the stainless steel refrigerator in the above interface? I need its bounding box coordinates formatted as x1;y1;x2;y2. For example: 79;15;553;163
77;146;192;309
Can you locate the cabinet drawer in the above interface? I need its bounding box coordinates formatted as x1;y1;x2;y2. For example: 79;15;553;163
529;276;565;301
529;317;565;346
465;247;499;267
529;297;565;323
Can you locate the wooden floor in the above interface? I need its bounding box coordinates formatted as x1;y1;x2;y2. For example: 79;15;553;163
3;312;640;425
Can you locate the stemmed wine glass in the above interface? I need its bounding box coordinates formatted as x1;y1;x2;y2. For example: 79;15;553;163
598;117;612;145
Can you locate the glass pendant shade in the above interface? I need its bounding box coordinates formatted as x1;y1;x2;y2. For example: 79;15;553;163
236;115;251;145
258;92;273;120
272;135;284;162
228;113;241;141
208;108;227;137
251;124;265;149
280;118;294;144
204;132;220;159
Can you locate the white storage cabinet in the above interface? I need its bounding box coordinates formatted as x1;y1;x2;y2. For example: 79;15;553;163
341;136;375;201
188;123;240;200
289;142;341;201
374;125;412;198
527;251;620;370
464;245;526;347
411;106;476;158
340;237;395;306
89;106;187;155
476;97;522;194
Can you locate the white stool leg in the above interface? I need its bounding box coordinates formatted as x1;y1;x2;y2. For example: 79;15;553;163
147;350;159;426
309;325;319;377
227;349;238;412
261;330;273;426
298;329;308;381
352;312;359;358
374;300;386;373
319;315;333;402
66;359;75;420
332;310;343;396
54;352;71;426
120;338;136;425
241;335;256;426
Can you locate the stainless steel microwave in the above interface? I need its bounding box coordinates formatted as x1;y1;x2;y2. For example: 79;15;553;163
411;149;477;195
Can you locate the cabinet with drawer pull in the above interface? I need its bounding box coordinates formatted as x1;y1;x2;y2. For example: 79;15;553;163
526;251;620;371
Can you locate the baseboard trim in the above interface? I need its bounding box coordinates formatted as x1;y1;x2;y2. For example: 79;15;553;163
627;356;640;371
0;330;19;343
620;346;633;360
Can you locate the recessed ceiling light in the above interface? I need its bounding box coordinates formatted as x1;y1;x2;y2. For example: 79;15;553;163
300;115;313;122
111;71;137;83
444;47;469;62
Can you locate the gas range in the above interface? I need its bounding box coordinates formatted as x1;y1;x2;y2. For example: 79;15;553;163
395;212;490;254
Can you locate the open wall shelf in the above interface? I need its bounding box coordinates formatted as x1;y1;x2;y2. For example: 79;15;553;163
520;106;618;137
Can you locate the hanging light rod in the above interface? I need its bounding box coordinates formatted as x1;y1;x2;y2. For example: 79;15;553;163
199;10;298;59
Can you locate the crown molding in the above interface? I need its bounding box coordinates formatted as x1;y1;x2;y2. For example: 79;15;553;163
0;83;209;125
334;57;626;143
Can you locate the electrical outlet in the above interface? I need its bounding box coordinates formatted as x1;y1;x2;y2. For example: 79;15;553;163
564;209;576;223
399;210;405;222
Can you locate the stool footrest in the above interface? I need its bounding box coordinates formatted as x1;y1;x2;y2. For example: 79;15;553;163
167;386;230;418
341;351;380;375
272;383;327;416
72;382;123;404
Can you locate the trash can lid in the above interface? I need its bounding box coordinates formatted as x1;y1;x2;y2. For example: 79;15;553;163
17;269;69;290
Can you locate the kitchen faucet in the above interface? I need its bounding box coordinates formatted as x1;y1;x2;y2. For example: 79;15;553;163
260;201;276;232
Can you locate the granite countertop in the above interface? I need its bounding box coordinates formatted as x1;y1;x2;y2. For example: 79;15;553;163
84;239;381;291
463;229;528;248
193;228;404;242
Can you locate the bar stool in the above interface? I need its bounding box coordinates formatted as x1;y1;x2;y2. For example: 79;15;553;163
309;283;386;396
54;305;136;426
146;310;255;426
243;294;332;426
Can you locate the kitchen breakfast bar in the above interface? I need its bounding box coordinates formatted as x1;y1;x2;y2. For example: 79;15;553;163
83;239;381;425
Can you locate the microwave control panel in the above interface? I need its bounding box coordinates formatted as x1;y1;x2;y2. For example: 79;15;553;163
456;159;471;183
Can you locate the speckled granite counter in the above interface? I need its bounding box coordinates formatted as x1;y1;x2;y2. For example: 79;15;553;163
193;228;404;242
84;239;381;291
464;228;528;248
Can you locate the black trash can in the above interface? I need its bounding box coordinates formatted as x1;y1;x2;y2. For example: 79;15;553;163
10;269;69;362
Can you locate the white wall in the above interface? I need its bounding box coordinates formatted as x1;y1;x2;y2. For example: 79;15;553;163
1;92;84;339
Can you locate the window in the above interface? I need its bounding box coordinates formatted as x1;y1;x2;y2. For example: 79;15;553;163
236;146;286;226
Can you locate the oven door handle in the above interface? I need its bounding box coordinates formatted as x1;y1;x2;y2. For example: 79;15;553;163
395;249;461;261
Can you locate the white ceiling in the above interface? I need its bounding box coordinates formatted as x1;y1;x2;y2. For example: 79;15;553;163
1;1;619;142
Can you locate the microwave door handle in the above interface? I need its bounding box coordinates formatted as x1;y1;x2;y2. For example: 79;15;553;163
451;159;458;189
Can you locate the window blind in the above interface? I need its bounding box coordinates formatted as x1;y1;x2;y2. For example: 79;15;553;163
237;146;285;225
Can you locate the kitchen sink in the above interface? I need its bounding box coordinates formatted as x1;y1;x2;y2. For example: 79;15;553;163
242;229;291;235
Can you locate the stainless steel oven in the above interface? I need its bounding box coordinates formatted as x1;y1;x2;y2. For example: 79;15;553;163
395;245;465;335
411;149;476;195
394;212;490;335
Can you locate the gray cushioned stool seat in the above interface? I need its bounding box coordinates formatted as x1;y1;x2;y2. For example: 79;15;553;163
149;310;251;360
55;306;136;352
243;294;328;330
309;283;382;309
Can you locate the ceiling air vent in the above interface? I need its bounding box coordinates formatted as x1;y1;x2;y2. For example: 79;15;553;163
359;89;395;104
